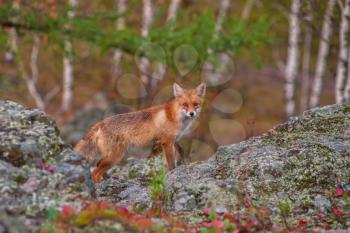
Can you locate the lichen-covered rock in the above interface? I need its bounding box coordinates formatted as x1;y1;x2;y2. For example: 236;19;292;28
94;157;166;212
96;177;151;211
166;104;350;226
0;101;93;232
0;100;63;166
1;100;349;231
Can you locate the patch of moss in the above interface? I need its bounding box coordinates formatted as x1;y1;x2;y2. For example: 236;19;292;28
343;105;350;114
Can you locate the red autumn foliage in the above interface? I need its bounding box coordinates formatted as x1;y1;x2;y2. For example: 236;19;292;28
203;219;224;229
39;161;55;173
61;205;75;218
331;207;343;217
98;201;110;209
202;208;211;215
43;200;347;233
335;188;344;197
298;220;308;226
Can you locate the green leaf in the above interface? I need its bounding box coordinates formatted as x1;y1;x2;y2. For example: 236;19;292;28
47;207;59;222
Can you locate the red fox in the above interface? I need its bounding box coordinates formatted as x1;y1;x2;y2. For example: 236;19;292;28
74;83;206;183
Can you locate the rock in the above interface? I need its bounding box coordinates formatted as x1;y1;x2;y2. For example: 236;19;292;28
0;101;93;232
0;209;28;233
314;195;331;212
173;191;196;211
96;176;151;211
0;100;63;166
165;104;350;225
1;100;349;230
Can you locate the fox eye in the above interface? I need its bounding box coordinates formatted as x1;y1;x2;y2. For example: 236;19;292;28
182;103;188;108
193;102;200;107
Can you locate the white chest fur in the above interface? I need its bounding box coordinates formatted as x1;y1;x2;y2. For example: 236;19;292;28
176;118;194;140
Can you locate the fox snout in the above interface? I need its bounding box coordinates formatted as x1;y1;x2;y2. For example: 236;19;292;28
183;109;198;118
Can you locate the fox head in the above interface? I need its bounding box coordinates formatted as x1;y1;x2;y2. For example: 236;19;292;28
173;83;206;119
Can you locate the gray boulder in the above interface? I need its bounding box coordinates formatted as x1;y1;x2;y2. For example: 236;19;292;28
165;104;350;225
0;100;349;231
0;101;63;166
0;101;93;231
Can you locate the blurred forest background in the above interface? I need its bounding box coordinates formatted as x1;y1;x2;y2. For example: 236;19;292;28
0;0;349;161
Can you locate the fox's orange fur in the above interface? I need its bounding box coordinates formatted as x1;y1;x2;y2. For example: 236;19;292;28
74;83;206;183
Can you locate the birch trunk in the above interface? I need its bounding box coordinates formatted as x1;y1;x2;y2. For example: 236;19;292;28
30;36;40;83
61;0;77;113
309;0;336;107
152;0;182;86
203;0;231;85
284;0;301;117
167;0;181;21
241;0;256;21
335;0;350;104
9;28;45;110
112;0;126;77
300;0;313;112
214;0;230;39
139;0;153;88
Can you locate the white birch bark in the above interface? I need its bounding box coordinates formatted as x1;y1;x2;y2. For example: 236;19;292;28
167;0;181;21
309;0;336;107
300;0;313;112
152;0;182;86
203;0;231;85
112;0;126;77
335;0;350;104
30;36;40;83
241;0;256;21
284;0;301;117
4;52;14;62
214;0;230;40
61;0;77;112
139;0;153;86
9;29;45;110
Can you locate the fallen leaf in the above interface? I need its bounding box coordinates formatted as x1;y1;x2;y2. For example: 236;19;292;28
331;207;343;217
335;188;344;197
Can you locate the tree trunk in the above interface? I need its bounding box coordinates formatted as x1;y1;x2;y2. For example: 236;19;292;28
9;28;45;110
112;0;126;78
30;36;40;83
167;0;181;21
300;0;313;112
203;0;231;86
139;0;153;89
8;1;45;110
61;0;77;113
309;0;336;107
284;0;301;118
152;0;182;86
241;0;256;21
335;0;350;104
214;0;230;39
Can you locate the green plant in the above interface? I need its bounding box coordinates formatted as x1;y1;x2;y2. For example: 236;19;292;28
149;167;169;203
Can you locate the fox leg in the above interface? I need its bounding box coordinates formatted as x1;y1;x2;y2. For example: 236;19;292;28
92;158;115;183
161;138;175;170
174;142;185;166
92;141;126;183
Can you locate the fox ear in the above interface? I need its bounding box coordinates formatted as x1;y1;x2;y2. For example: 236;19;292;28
173;83;184;97
196;83;206;97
